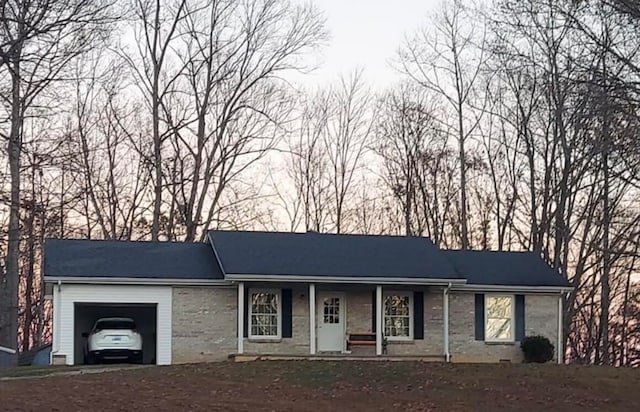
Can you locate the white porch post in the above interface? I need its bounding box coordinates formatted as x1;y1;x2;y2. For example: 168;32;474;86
557;293;563;365
376;285;383;356
237;282;244;354
443;286;450;362
309;283;316;355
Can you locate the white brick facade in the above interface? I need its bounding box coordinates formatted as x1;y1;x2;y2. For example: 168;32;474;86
171;285;561;363
448;292;559;363
171;286;237;363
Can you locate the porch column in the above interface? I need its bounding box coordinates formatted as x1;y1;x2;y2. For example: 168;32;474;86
557;293;563;365
443;286;450;362
237;282;244;354
376;285;383;355
309;283;316;355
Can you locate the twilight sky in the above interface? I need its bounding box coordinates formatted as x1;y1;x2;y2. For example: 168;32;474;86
292;0;440;87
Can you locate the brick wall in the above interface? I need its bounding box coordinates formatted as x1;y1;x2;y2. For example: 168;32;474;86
525;294;559;359
171;285;560;364
345;288;372;332
243;285;310;354
341;287;444;356
383;289;444;356
171;286;237;363
449;292;559;363
172;285;311;361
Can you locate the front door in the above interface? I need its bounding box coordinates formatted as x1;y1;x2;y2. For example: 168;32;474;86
317;293;345;352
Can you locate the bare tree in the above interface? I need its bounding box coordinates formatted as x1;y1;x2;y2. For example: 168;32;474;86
485;0;640;365
399;0;487;249
377;83;436;237
0;0;114;359
68;51;151;240
286;89;332;232
123;0;326;241
324;70;373;233
122;0;190;240
180;0;325;241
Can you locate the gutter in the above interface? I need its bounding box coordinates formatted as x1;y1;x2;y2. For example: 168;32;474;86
224;273;468;286
450;284;573;293
43;276;231;286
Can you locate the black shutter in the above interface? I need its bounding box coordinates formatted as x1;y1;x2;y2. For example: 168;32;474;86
474;294;485;341
515;295;525;341
414;291;424;340
282;289;293;338
243;287;249;338
371;289;377;333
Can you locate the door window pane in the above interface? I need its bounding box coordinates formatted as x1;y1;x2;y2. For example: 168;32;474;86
323;297;340;324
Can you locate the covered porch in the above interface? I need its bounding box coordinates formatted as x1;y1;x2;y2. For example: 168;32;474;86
234;280;461;360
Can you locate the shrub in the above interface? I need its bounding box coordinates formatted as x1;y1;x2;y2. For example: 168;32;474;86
520;335;554;363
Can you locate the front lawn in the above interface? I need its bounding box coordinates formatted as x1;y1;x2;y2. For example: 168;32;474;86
1;361;638;411
0;364;142;379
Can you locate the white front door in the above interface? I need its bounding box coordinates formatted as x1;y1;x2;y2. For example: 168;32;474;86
317;293;345;352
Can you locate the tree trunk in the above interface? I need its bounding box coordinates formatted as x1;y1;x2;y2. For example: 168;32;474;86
150;1;163;241
2;42;23;359
23;195;36;352
598;23;612;366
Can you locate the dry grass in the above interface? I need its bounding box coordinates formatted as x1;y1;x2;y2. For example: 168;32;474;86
1;361;639;411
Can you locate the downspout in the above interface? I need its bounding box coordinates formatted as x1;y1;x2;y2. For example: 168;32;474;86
237;282;244;355
557;292;563;365
444;283;451;362
51;280;61;364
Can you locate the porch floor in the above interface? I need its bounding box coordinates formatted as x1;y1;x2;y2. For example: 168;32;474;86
230;353;446;362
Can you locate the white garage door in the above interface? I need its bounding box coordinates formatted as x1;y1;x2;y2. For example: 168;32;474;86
52;284;172;365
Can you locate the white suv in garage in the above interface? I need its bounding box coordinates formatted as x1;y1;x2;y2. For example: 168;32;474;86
84;317;143;364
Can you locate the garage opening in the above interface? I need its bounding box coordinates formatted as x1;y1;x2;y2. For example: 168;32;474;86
74;303;157;365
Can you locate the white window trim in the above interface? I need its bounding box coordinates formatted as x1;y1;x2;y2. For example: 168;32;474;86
484;294;515;343
248;288;282;340
383;291;414;341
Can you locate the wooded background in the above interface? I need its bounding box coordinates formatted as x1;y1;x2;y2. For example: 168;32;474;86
0;0;639;366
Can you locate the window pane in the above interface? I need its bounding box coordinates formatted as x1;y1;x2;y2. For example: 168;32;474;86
323;297;340;324
250;292;279;336
486;318;512;340
486;296;513;340
384;295;411;337
487;296;511;318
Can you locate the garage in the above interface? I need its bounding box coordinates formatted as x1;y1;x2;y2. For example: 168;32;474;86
74;303;158;365
44;239;225;366
51;283;173;365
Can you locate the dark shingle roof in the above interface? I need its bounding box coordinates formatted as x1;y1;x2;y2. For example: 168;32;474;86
44;239;223;279
208;230;460;279
44;234;570;288
443;250;570;287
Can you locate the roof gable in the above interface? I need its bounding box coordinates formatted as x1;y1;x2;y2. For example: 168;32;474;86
443;250;570;287
44;239;224;280
208;230;460;280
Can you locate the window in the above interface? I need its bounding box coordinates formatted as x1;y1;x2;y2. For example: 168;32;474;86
323;297;340;324
249;289;281;338
93;319;136;332
384;293;413;340
485;295;514;342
